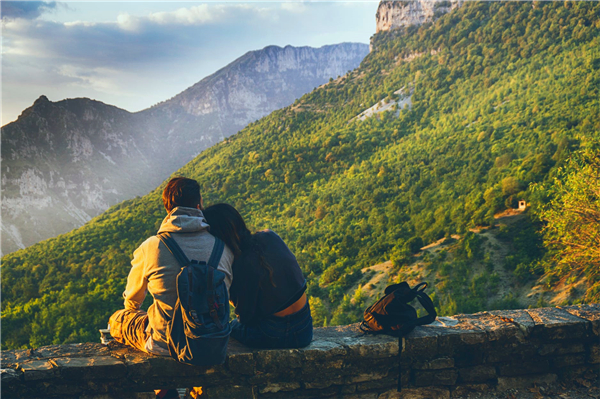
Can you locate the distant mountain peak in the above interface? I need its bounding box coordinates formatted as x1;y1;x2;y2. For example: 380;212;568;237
35;95;50;104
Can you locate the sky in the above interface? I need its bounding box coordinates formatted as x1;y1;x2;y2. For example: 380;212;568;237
1;0;380;125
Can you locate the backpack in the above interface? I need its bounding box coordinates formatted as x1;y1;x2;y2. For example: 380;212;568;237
360;281;437;336
158;232;231;366
360;282;437;392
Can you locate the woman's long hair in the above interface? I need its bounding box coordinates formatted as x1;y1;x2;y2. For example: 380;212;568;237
203;203;275;286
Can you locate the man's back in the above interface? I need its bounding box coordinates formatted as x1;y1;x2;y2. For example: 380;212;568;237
122;206;234;352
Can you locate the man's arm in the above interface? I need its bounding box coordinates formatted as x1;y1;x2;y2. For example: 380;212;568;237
122;241;149;310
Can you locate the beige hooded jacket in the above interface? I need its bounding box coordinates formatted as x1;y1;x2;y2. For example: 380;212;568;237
123;206;234;350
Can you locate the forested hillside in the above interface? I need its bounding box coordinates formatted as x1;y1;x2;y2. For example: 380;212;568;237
2;1;599;350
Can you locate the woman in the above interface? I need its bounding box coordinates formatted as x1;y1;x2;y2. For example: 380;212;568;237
203;203;312;349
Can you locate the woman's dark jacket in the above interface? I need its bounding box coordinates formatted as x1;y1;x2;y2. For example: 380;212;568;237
229;230;306;325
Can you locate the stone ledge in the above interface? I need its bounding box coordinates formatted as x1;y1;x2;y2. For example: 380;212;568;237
2;305;598;398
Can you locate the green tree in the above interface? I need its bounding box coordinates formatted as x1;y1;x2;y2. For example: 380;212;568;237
538;148;600;302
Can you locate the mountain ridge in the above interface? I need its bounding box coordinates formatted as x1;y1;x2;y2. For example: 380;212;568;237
1;42;369;255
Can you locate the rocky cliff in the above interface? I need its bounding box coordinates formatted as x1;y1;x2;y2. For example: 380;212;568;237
1;43;369;255
375;0;462;33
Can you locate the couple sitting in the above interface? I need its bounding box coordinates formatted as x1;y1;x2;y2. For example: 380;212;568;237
109;177;312;357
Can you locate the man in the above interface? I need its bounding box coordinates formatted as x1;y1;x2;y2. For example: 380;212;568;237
109;177;234;356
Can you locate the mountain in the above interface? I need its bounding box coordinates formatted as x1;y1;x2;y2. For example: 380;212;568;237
1;43;369;255
2;1;599;350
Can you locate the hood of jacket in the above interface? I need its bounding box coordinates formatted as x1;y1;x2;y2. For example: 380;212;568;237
157;206;210;234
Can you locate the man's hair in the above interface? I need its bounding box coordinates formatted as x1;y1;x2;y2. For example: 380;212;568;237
162;177;201;212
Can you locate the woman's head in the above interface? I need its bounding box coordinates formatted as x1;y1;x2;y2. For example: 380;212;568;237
203;203;250;257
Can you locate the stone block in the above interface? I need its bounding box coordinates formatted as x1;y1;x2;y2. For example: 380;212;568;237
486;341;537;363
460;311;527;342
434;327;487;366
526;307;589;341
37;343;110;360
1;368;23;397
341;357;398;379
300;357;349;382
262;385;340;399
341;384;357;394
497;373;557;390
560;304;600;337
556;365;590;380
538;342;585;356
590;344;600;364
1;352;18;368
343;393;378;399
497;359;549;376
302;339;347;363
488;309;535;338
18;360;56;381
259;381;301;394
119;352;152;379
257;349;302;373
355;374;398;392
403;328;439;360
247;371;284;385
227;351;255;375
5;349;34;367
42;382;86;396
304;378;344;389
412;357;454;370
414;369;458;386
144;356;216;380
1;368;22;384
343;338;400;359
458;365;496;382
552;354;586;368
378;387;450;399
451;383;490;397
347;370;390;383
51;356;126;380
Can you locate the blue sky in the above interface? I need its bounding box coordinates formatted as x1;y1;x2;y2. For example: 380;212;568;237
1;1;379;124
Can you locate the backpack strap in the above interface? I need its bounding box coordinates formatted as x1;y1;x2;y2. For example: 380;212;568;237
207;237;224;269
157;233;190;267
206;237;225;329
398;336;403;392
414;290;437;326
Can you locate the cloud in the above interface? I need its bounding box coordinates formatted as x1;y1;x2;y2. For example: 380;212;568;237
146;4;221;26
1;1;57;20
280;2;308;14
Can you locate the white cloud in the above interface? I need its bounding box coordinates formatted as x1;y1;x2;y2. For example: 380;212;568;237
280;2;308;14
116;13;141;31
147;4;216;25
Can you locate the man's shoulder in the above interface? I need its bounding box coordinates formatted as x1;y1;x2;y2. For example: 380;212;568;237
140;235;161;249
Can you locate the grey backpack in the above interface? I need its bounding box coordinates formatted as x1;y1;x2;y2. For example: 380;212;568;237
158;233;231;366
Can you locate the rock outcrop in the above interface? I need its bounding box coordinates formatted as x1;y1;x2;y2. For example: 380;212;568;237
1;43;369;255
375;0;463;33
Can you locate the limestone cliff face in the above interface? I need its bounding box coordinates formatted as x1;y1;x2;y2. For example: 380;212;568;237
375;0;463;33
1;43;369;255
149;43;369;145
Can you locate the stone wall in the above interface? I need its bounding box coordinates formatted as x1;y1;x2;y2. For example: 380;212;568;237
2;305;599;398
